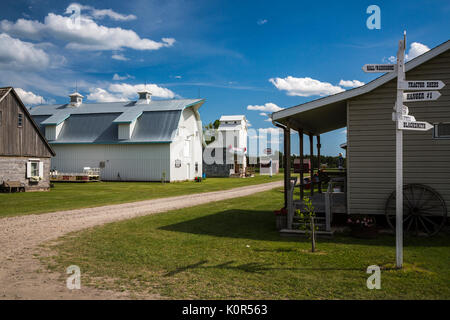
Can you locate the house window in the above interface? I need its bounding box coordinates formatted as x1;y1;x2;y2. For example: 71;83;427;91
30;162;39;176
27;159;43;179
195;162;198;172
433;123;450;139
18;113;23;127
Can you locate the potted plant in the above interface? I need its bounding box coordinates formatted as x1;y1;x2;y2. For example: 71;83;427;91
347;215;377;239
274;207;288;230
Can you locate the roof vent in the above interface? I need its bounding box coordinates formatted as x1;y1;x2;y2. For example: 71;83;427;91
136;89;152;104
69;92;83;107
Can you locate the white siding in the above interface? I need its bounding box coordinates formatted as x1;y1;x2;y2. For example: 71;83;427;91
51;144;171;181
170;108;203;181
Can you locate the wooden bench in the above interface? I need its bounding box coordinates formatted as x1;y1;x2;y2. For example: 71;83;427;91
0;181;25;193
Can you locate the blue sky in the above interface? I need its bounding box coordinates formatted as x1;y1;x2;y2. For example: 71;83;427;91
1;0;449;155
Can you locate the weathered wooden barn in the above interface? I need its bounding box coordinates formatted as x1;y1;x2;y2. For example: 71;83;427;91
272;40;450;236
29;89;205;182
0;87;55;191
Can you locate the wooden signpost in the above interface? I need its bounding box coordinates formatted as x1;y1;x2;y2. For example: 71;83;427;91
362;64;396;73
403;91;441;102
397;80;445;90
397;120;433;131
363;32;444;268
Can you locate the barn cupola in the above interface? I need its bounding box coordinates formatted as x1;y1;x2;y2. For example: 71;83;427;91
136;89;152;104
69;92;83;107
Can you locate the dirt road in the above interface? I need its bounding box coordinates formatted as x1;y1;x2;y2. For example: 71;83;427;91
0;180;282;299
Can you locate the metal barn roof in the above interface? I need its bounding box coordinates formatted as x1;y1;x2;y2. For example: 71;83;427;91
30;98;204;144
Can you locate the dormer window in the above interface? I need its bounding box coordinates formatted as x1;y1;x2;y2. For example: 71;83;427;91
18;113;23;127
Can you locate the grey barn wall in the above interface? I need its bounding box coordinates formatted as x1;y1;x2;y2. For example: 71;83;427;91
0;156;51;190
347;49;450;215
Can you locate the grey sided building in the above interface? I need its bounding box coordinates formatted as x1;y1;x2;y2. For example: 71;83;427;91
0;87;55;191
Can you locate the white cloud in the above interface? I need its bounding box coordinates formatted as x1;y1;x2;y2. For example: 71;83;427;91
247;102;283;112
111;54;129;61
269;76;344;97
87;87;126;102
406;42;430;61
112;73;134;80
257;19;268;25
259;112;267;116
15;87;45;105
67;3;137;21
339;79;365;88
0;33;49;71
174;75;182;79
387;56;396;63
0;6;175;51
87;83;176;102
385;42;430;63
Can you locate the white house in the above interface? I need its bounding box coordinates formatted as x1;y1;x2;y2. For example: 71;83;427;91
29;89;205;182
203;115;248;177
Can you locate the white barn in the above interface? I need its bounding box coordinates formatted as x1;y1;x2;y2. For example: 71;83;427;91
29;90;205;182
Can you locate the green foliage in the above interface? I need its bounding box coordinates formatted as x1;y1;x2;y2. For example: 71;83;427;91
296;196;318;252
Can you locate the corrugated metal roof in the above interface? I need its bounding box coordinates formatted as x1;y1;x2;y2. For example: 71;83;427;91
41;111;70;125
30;98;205;144
30;99;202;116
39;111;182;144
113;108;143;123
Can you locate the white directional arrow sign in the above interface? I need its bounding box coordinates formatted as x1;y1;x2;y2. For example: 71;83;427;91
392;113;415;122
398;120;433;131
398;80;445;90
362;64;396;73
403;91;441;102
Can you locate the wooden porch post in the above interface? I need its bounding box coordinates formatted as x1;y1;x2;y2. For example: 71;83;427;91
309;133;314;196
317;135;321;193
283;127;291;208
299;129;304;200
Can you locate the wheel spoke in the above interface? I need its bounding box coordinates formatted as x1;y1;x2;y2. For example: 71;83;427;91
406;216;415;232
418;216;431;234
421;215;439;227
420;210;443;217
403;192;414;208
409;185;416;207
403;214;412;224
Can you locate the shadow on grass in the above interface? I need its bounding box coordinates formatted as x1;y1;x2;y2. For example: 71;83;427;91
163;259;368;277
159;209;449;247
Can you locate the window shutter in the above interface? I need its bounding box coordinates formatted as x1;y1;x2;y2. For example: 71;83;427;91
26;161;32;178
39;161;44;178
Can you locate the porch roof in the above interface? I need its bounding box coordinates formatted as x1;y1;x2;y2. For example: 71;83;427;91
272;39;450;135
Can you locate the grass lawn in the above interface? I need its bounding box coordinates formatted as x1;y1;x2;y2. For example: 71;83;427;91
0;174;282;218
45;187;450;299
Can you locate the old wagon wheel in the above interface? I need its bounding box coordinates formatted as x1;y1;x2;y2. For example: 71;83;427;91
385;184;447;236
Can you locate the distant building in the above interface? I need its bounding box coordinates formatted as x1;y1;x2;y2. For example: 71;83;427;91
0;87;55;191
29;89;205;181
203;115;248;177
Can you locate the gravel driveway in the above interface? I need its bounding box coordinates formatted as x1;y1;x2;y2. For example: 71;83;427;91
0;180;282;299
